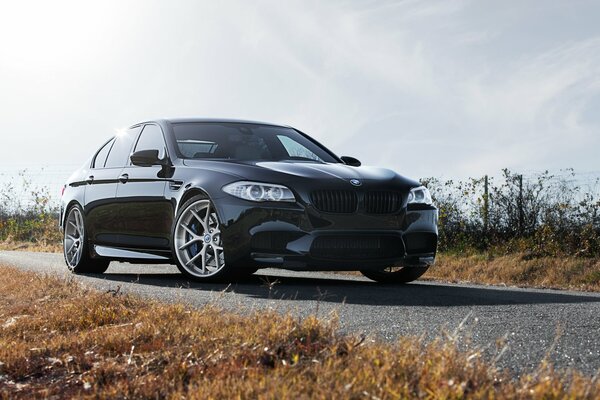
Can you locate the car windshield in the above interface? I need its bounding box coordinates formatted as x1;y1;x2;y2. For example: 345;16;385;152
172;123;339;163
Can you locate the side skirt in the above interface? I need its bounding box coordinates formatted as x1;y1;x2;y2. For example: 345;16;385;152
94;245;172;263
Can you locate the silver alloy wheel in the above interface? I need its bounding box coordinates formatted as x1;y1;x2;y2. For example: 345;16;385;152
64;207;84;269
174;199;225;277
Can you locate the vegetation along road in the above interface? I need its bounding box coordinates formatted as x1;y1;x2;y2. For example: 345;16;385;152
2;250;599;376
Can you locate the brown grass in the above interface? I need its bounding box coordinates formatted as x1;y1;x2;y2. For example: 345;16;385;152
429;253;600;292
0;239;62;253
0;265;599;399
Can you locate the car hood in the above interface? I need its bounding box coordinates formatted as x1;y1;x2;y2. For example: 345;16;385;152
181;159;420;187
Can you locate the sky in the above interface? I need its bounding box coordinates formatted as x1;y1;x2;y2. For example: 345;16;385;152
1;0;599;181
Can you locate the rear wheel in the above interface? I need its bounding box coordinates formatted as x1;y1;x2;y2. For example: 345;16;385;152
173;195;242;282
360;265;429;283
63;205;110;274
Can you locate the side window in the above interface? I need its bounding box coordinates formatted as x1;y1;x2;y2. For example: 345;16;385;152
92;138;114;169
277;135;322;161
133;124;166;161
104;127;140;168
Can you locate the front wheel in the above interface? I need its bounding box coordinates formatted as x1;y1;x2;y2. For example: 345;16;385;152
172;195;239;282
360;266;429;283
63;205;110;274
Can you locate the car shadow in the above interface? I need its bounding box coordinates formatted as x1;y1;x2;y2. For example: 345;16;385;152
97;271;600;307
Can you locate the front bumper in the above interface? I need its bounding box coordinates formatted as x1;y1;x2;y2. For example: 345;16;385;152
216;195;438;271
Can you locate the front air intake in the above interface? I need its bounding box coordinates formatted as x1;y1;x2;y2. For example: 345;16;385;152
310;235;404;260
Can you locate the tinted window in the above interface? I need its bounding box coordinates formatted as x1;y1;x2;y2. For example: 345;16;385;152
104;127;140;168
277;135;322;162
178;140;218;158
92;138;114;169
133;124;166;161
172;123;338;163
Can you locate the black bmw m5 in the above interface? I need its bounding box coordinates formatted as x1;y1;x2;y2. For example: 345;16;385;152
60;118;437;283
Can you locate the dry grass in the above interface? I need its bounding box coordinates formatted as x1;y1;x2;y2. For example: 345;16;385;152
0;265;599;399
429;253;600;292
0;239;62;253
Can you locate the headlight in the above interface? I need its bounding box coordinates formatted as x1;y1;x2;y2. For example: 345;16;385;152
222;181;296;202
407;186;433;205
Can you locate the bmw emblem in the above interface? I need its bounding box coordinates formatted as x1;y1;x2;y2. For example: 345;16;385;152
350;179;362;186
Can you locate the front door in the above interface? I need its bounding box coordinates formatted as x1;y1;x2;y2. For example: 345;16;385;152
115;123;173;250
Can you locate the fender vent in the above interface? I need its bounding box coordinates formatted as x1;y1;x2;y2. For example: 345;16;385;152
169;181;184;191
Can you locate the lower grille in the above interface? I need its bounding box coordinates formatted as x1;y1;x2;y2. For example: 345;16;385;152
311;190;357;213
251;232;304;253
310;235;404;260
365;191;402;214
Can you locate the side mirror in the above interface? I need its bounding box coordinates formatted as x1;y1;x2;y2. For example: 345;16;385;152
340;156;361;167
130;150;164;167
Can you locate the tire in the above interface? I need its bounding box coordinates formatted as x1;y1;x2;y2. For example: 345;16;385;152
172;195;239;282
360;266;429;284
63;204;110;274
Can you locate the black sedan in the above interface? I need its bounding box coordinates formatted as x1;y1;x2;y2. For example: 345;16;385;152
60;118;437;283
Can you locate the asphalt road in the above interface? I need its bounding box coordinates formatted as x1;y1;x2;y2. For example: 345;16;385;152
2;251;600;376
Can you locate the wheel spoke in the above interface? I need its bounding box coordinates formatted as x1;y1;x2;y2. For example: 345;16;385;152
203;203;211;228
180;223;198;238
201;246;208;273
69;249;77;265
74;211;83;235
74;247;81;265
186;246;206;267
190;209;207;231
178;238;199;250
66;241;76;255
213;248;222;269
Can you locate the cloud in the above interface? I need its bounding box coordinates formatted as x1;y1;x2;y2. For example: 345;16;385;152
0;0;599;180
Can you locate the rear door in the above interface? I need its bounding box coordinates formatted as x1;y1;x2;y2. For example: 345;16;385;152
84;127;139;248
115;123;173;250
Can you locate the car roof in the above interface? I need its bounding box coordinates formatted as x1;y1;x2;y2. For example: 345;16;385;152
133;118;291;129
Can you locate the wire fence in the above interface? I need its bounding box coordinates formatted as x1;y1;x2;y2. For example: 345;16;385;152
0;165;80;210
421;169;600;256
1;165;598;204
1;166;600;255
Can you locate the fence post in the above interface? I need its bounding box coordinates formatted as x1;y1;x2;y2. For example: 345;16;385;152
483;175;489;234
518;174;524;235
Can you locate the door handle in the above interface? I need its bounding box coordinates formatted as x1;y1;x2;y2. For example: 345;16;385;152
86;175;94;184
118;173;129;183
